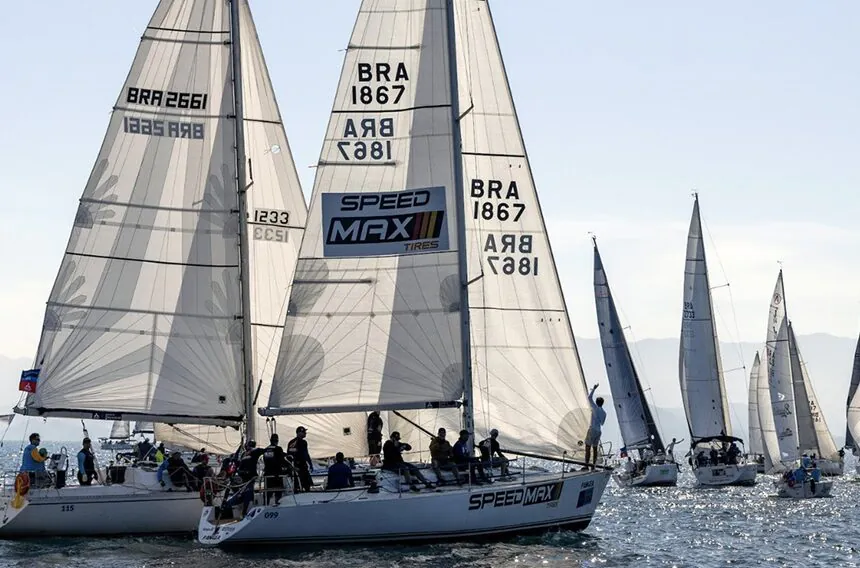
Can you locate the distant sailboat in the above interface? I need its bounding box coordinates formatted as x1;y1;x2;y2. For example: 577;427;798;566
98;421;134;451
1;0;307;536
592;239;677;487
746;353;766;473
200;0;610;546
845;334;860;475
679;195;757;486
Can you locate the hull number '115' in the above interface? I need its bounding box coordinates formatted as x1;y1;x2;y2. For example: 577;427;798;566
468;481;563;511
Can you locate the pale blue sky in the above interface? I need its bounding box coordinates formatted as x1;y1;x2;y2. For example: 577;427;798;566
1;1;859;362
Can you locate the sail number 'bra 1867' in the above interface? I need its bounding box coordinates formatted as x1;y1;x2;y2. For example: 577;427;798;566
322;187;449;257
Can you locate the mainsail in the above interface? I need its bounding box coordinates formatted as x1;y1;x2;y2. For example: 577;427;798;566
678;196;731;440
109;421;131;440
747;352;763;456
456;0;590;456
769;318;798;464
787;322;838;460
593;241;663;452
16;0;305;433
847;334;860;451
265;0;593;460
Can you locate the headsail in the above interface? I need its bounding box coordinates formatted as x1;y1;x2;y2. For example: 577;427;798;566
152;0;308;453
264;0;464;458
788;322;838;459
747;352;763;456
769;318;798;464
847;334;860;451
593;241;663;452
679;196;731;440
755;349;782;472
133;421;154;435
109;421;131;440
18;1;246;425
454;0;591;457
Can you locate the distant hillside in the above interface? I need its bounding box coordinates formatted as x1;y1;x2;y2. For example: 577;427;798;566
1;332;856;448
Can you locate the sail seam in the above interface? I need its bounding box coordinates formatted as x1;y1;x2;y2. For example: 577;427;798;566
146;26;230;35
331;103;450;115
461;151;526;159
140;35;228;46
113;105;231;120
80;197;231;214
45;301;234;320
66;251;239;269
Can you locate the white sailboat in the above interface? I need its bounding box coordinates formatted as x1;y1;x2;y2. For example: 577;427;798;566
199;0;610;546
746;353;766;473
98;421;134;451
768;317;832;498
132;422;155;437
847;335;860;475
679;195;757;486
0;0;307;536
763;270;841;480
592;239;677;487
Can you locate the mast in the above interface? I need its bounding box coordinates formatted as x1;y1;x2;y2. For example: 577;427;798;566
445;0;474;438
229;0;255;443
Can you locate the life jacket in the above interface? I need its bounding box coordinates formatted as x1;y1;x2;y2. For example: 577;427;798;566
20;444;46;473
78;448;96;473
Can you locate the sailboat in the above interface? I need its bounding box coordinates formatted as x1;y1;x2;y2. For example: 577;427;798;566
763;270;841;480
199;0;610;546
592;239;677;487
746;354;766;473
0;0;307;536
847;334;860;475
98;421;135;451
679;195;757;486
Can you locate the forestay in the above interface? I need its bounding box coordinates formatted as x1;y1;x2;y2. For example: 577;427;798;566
788;323;838;459
846;334;860;451
747;353;763;456
265;0;464;458
454;0;591;457
19;1;246;425
109;421;131;440
678;197;731;440
769;318;798;463
153;0;308;454
593;242;663;452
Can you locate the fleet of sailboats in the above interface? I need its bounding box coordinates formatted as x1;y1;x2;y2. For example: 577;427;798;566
1;0;307;535
2;0;858;548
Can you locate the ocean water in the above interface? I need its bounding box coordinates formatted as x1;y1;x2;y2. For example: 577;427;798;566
0;445;858;568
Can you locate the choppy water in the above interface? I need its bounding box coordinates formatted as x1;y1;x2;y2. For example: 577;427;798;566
0;445;858;567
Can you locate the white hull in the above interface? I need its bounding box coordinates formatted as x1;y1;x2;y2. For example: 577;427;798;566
613;463;678;487
775;479;833;499
0;467;202;536
693;463;758;486
199;469;610;546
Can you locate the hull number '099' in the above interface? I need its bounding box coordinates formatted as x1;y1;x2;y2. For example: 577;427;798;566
123;117;204;140
264;511;279;519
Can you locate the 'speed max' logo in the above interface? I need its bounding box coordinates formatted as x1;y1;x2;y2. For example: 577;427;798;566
321;186;449;257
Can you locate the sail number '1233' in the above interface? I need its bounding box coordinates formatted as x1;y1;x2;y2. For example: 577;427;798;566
484;234;538;276
683;301;695;319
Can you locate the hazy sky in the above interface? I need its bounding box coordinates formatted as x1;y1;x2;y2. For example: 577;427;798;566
1;1;858;363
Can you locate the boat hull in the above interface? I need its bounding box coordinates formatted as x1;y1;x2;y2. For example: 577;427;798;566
613;463;678;487
0;467;202;537
693;463;758;486
775;479;833;499
199;470;610;546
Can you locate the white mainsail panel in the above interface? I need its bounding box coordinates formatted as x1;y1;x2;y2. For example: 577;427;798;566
160;0;310;454
23;1;245;424
770;318;798;464
847;334;860;451
267;0;462;425
747;352;763;456
593;243;662;451
788;323;838;459
678;198;731;440
452;0;590;457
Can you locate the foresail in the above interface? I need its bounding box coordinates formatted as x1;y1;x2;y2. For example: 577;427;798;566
21;1;244;425
593;243;663;452
747;352;763;456
846;334;860;450
133;421;155;434
267;0;463;428
679;198;730;440
756;348;783;472
455;0;590;457
765;271;786;408
770;318;798;463
788;323;838;459
109;421;131;439
155;423;239;456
